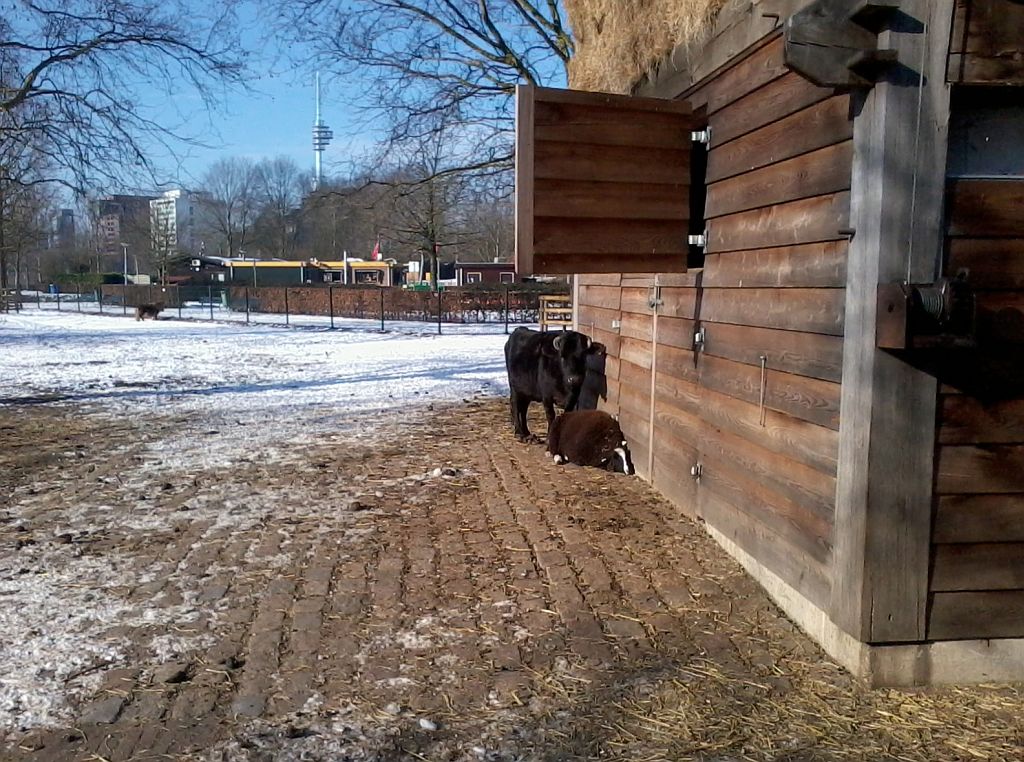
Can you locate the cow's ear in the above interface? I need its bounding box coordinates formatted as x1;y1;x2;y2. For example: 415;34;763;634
587;342;607;357
552;334;565;352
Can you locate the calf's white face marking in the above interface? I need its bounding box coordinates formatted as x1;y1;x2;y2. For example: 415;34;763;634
614;446;634;475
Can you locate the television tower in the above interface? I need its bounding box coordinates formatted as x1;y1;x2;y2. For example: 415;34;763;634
312;72;333;190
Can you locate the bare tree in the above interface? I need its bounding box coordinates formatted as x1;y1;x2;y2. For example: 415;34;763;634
0;2;245;192
275;0;571;184
253;156;308;258
199;157;259;259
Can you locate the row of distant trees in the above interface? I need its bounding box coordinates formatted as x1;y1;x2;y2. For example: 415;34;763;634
1;0;570;288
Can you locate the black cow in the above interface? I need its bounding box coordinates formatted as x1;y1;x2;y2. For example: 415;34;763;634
546;409;635;475
504;327;603;442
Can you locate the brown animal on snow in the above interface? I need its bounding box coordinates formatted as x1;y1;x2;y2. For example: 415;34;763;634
135;302;164;321
546;409;635;475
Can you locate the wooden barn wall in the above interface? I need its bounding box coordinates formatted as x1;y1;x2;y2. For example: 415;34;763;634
948;0;1024;85
930;176;1024;640
579;35;851;612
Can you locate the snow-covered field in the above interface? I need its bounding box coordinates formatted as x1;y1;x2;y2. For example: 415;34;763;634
0;308;522;739
0;308;520;466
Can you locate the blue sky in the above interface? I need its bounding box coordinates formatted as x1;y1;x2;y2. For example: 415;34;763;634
142;1;381;188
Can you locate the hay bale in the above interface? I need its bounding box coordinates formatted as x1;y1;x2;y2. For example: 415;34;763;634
564;0;727;92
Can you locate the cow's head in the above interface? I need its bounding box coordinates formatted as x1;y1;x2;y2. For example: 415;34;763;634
551;331;600;391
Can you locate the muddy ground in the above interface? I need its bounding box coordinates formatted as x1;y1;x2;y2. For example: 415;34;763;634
1;398;1022;761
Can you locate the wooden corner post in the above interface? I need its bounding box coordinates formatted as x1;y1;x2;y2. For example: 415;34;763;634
832;0;955;643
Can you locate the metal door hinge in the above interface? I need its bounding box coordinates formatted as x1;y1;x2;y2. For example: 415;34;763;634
691;127;712;146
688;231;707;249
648;285;663;310
693;325;705;352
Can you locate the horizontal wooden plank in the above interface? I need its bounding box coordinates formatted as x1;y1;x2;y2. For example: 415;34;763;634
536;100;693;150
535;217;687;256
621;287;654;315
578;285;621;311
699;481;831;610
535;140;689;185
659;287;698;319
620;311;653;342
935;494;1024;543
656;273;700;287
657;315;696;350
577;274;621;286
702;322;844;383
710;71;838;147
536;252;688;275
929;591;1024;639
706;96;853;184
948;53;1024;84
939;396;1024;444
699;354;841;430
655;345;699;385
707;192;850;254
533;84;695;115
604;355;620;382
620;340;653;373
946;238;1024;289
936;445;1024;494
578;304;620;334
932;543;1024;592
653;395;703;447
700;288;845;336
622;274;658;287
535;178;689;221
947;179;1024;238
654;372;700;417
702;36;790;116
706;141;853;219
701;423;836;528
702;242;847;289
652;448;699;517
700;452;832;567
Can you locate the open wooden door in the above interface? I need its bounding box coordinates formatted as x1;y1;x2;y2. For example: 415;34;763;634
516;85;699;275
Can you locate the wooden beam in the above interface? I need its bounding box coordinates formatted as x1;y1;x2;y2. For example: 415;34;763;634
831;0;955;644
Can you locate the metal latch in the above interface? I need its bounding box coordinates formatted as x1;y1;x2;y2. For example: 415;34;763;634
690;463;703;481
688;231;707;249
693;325;705;352
691;127;712;146
648;285;663;310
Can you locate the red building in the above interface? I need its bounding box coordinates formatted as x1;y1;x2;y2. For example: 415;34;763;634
454;261;516;286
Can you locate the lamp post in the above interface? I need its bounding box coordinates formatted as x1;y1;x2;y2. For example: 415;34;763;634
121;242;129;284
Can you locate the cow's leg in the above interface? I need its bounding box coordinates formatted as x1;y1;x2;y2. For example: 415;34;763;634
511;392;531;441
543;398;557;434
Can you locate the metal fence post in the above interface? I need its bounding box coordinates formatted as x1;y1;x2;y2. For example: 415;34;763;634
208;285;214;321
284;287;290;326
177;286;182;320
437;288;442;335
245;287;250;323
97;288;102;313
56;290;61;311
505;288;510;334
37;290;41;309
77;283;82;312
329;285;335;329
122;285;127;316
380;287;385;332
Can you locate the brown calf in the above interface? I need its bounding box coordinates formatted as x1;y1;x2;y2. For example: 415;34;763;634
135;302;164;321
546;409;634;475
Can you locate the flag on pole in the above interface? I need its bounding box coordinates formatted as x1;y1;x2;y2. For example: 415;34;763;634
371;236;382;261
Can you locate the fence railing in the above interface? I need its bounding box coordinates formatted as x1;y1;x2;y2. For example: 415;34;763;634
17;284;572;334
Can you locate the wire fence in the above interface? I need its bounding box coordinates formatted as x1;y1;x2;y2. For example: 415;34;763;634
3;284;571;335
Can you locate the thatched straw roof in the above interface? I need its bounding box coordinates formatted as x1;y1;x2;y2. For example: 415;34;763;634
565;0;728;93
